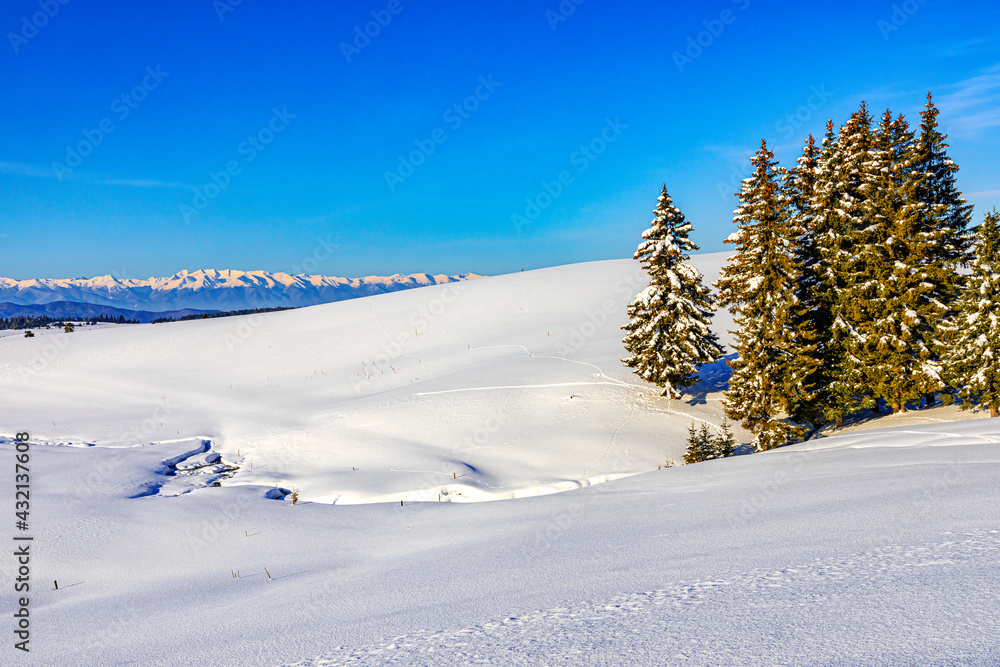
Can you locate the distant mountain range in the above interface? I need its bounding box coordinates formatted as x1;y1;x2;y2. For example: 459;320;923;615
0;269;482;321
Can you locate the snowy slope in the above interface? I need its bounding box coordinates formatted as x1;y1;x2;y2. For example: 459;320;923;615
0;252;997;665
0;269;483;312
2;422;998;666
0;254;739;505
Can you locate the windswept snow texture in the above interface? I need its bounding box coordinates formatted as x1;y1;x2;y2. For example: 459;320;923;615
0;268;483;311
0;253;997;666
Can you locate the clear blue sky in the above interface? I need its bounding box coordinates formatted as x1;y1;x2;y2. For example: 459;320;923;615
2;0;998;280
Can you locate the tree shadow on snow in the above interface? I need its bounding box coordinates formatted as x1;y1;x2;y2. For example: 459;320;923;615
684;354;736;406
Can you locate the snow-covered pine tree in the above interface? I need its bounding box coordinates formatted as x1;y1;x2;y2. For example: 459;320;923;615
810;118;863;426
622;184;724;399
813;103;916;418
843;108;938;413
782;134;829;424
899;93;975;405
716;141;821;451
944;209;1000;417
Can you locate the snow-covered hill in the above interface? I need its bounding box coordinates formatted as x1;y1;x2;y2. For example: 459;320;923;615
0;269;483;312
1;252;996;665
0;254;736;504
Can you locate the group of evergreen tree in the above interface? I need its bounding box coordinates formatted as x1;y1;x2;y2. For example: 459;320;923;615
0;314;138;330
87;314;138;324
719;94;981;448
5;307;293;329
623;93;999;455
683;419;736;464
0;315;56;330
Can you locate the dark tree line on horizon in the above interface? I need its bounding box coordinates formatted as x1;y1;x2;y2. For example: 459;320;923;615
0;313;138;330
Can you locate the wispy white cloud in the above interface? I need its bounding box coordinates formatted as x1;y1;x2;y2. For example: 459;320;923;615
935;37;992;58
0;160;191;189
966;189;1000;199
0;161;57;179
937;64;1000;134
100;177;189;189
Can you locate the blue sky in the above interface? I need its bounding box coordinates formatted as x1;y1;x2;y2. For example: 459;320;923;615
1;0;999;280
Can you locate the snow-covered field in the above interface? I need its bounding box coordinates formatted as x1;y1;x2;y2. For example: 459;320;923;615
1;254;998;665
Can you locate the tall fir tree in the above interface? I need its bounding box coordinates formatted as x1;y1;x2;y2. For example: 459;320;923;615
782;133;829;424
823;104;880;416
716;141;821;450
810;117;864;426
900;93;975;404
844;108;943;413
943;210;1000;417
622;185;725;398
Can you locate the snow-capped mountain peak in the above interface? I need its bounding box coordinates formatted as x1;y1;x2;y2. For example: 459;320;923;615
0;269;483;312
